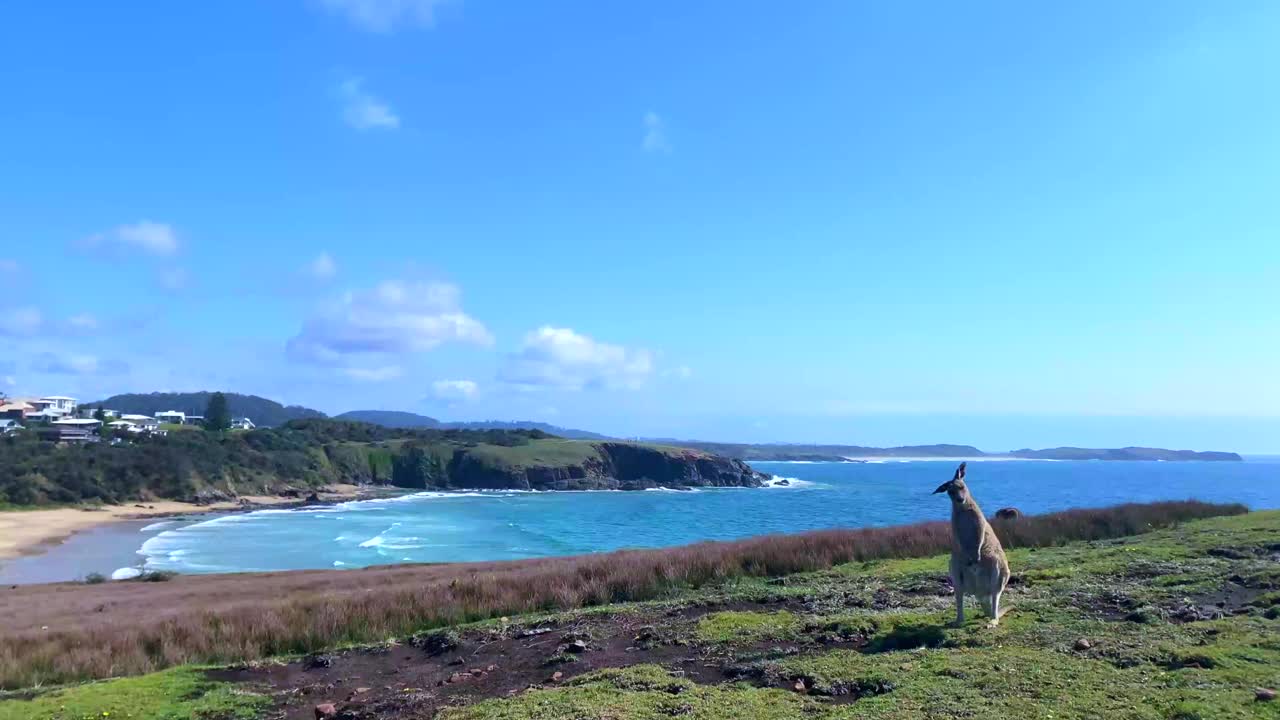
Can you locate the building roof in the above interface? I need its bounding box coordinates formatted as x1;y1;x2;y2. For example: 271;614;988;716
0;402;33;412
41;396;77;401
120;414;155;421
107;420;135;427
52;418;102;426
156;410;185;415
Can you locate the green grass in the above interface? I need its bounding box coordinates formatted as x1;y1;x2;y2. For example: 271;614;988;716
695;611;804;644
0;668;266;720
159;423;199;433
440;665;829;720
464;439;606;469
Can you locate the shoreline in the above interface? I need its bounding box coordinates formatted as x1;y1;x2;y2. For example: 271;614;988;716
0;484;367;563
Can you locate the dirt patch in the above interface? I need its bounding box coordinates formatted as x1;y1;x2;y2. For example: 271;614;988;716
216;597;855;719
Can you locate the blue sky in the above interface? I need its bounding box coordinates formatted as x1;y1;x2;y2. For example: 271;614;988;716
2;1;1279;451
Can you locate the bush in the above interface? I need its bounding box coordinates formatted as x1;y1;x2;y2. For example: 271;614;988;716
82;573;107;585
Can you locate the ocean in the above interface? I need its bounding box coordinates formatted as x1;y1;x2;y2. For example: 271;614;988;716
3;458;1278;583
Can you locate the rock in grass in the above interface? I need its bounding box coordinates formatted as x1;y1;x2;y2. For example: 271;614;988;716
1257;688;1277;702
314;703;337;719
304;654;335;670
1074;638;1093;651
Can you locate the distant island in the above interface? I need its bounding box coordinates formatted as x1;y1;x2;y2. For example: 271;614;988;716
647;441;1243;463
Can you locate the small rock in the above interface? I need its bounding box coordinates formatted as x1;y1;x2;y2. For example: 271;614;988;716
1074;638;1092;651
314;703;337;720
470;668;486;677
549;671;564;683
486;664;498;672
448;672;471;684
354;687;370;695
793;680;807;692
304;654;335;670
565;639;589;653
1257;688;1277;702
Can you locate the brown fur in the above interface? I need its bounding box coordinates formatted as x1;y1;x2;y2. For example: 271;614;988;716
935;462;1011;626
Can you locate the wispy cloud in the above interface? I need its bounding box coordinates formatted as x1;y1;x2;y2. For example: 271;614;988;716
429;378;479;402
67;313;99;331
500;326;654;391
304;252;338;280
30;352;130;376
320;0;448;32
342;365;404;382
642;111;670;153
338;78;400;130
0;307;43;337
80;220;180;256
158;267;189;292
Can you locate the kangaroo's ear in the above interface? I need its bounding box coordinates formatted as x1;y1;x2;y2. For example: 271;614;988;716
953;462;967;481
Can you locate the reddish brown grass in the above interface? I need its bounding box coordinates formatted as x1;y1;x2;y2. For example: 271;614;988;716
0;499;1243;689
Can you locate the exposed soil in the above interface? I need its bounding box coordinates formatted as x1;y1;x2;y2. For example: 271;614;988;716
213;596;876;719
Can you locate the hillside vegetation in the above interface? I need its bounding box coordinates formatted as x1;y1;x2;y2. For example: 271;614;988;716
0;501;1266;719
0;420;763;506
93;392;326;427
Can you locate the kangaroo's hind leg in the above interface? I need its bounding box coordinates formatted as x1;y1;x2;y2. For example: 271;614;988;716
988;573;1005;627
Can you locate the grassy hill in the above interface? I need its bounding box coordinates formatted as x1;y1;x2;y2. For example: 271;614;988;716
2;502;1273;719
338;409;610;440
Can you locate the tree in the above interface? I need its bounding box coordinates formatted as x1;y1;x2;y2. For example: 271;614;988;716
93;407;106;422
205;392;231;432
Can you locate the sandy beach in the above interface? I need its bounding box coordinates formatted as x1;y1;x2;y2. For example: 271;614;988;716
0;485;365;562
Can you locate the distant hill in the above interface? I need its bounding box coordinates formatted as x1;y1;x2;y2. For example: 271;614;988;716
336;410;609;440
335;410;440;428
91;392;327;427
442;420;609;440
1006;447;1243;462
651;441;984;461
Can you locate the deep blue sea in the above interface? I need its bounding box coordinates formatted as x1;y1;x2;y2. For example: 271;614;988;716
121;457;1280;577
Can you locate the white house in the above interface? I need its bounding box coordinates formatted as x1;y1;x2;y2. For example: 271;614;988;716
0;419;19;435
40;396;78;414
52;418;102;430
231;417;255;430
155;410;186;424
78;407;120;419
120;414;161;430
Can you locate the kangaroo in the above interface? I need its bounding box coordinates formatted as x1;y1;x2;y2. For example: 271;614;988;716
934;462;1010;626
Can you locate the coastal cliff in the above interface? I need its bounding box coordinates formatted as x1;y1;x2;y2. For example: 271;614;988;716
436;441;766;491
0;421;766;507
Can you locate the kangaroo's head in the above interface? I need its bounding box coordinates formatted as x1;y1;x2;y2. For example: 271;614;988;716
933;462;970;503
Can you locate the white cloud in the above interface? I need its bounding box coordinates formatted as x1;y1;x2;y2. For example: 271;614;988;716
664;365;693;380
342;365;404;382
288;279;493;364
320;0;447;32
642;111;670;153
430;378;479;402
500;326;654;391
0;307;43;336
338;78;400;130
305;252;338;280
30;352;129;376
82;220;180;256
67;313;98;331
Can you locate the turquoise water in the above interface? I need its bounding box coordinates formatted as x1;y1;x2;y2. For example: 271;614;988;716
128;457;1280;576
